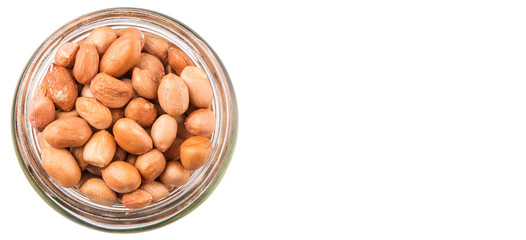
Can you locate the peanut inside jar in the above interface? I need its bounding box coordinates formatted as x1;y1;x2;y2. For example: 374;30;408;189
30;26;215;209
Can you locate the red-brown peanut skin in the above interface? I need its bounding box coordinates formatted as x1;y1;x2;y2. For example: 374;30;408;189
134;53;164;80
85;26;117;55
28;96;55;131
122;189;152;209
141;181;169;201
54;42;79;68
126;154;138;166
167;47;194;76
157;74;189;117
101;161;142;193
124;98;157;127
151;114;178;152
131;68;159;100
175;115;193;139
42;147;82;188
163;137;184;161
90;73;132;108
73;43;99;85
42;64;78;111
83;130;117;168
135;149;166;183
112;146;128;162
113;118;153;155
75;97;112;129
79;178;118;206
43;117;92;148
37;132;52;150
55;109;79;120
184;109;216;137
86;165;104;177
143;35;169;60
180;66;212;109
81;85;95;98
118;28;145;49
70;146;88;171
100;37;142;78
180;136;212;170
109;108;124;129
159;160;191;187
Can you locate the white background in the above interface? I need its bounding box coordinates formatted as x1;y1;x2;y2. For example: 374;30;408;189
2;0;526;239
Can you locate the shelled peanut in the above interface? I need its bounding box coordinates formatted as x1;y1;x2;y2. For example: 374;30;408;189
28;26;215;209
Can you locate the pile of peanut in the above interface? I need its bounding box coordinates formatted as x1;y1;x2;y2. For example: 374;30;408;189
28;26;215;209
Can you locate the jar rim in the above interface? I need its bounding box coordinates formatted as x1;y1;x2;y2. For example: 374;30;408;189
11;7;238;232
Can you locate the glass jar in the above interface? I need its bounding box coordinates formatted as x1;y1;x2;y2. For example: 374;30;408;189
11;8;237;232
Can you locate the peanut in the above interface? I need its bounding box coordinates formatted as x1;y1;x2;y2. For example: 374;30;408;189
75;97;112;129
32;26;219;209
41;147;82;188
80;85;95;98
113;118;153;155
118;28;145;49
131;68;159;99
113;146;128;162
43;117;92;148
141;181;169;202
90;73;132;108
126;154;138;166
83;130;116;168
135;53;164;80
157;73;189;116
86;165;104;176
55;109;79;119
42;64;78;111
102;161;142;193
175;114;193;139
185;109;216;137
168;47;194;76
28;96;55;131
85;26;117;55
135;149;166;183
70;146;88;171
73;43;99;85
100;36;142;77
122;189;152;209
163;137;184;161
180;136;212;170
151;114;178;152
124;98;157;127
180;66;212;108
159;160;191;187
54;42;79;68
37;131;52;150
144;35;169;60
80;178;118;206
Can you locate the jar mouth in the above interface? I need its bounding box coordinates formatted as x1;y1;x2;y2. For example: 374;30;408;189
12;8;237;232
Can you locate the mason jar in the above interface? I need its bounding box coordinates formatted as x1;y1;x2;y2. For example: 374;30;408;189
11;8;238;232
